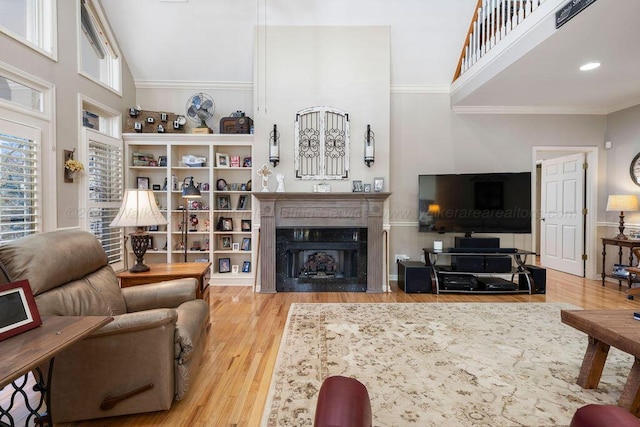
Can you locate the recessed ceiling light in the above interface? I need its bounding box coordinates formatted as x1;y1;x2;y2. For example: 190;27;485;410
579;62;601;71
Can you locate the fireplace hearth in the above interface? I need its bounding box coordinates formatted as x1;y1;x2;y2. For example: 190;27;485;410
276;228;367;292
253;192;391;293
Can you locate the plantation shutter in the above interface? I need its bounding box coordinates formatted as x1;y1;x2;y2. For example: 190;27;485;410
85;130;123;264
0;126;39;241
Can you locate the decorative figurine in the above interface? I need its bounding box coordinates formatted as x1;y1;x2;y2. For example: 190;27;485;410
276;174;285;192
189;214;198;231
257;164;273;192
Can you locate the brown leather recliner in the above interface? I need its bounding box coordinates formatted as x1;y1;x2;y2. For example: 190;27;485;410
0;230;210;422
314;376;372;427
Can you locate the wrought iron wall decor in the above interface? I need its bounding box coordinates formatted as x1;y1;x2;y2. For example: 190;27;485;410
294;106;350;180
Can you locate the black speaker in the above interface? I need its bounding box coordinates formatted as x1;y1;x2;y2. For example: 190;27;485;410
454;237;500;249
519;265;546;294
455;256;485;272
485;256;512;273
398;261;432;293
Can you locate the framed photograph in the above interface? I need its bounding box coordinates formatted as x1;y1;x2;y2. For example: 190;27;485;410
148;225;159;232
363;183;372;193
237;195;248;210
158;155;167;167
152;184;161;191
242;261;251;273
374;177;384;192
352;180;363;192
219;235;232;249
243;157;252;168
232;242;240;251
217;195;231;210
218;257;231;273
216;153;230;167
0;280;42;342
216;217;233;231
232;265;239;274
241;219;252;231
241;237;251;251
137;177;150;190
230;155;241;167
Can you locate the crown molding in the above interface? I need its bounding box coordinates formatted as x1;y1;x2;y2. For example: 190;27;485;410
451;105;608;115
391;85;450;94
134;80;253;91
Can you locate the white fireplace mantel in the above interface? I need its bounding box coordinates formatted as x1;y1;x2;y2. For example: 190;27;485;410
253;192;391;293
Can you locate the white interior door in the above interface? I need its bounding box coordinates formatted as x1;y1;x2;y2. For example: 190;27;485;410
540;153;585;276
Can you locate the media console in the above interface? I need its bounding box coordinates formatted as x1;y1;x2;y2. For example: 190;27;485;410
422;247;541;294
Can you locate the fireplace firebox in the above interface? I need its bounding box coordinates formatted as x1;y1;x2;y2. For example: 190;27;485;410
276;228;367;291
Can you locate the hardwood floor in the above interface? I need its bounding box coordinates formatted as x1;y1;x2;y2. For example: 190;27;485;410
5;268;640;426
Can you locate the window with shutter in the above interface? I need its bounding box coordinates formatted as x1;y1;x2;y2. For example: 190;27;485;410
0;124;39;241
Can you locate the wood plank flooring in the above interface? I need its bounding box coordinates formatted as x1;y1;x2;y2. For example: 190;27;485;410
5;267;640;426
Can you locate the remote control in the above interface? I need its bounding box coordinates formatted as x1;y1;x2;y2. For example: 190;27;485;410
634;312;640;321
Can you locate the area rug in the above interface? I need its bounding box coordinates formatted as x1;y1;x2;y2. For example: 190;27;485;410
261;303;634;427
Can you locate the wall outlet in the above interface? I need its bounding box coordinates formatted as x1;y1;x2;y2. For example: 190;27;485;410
394;254;410;263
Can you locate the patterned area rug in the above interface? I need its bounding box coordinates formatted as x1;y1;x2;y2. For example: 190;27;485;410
261;303;634;427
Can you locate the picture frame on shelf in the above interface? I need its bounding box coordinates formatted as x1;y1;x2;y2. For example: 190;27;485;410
219;235;232;250
0;280;42;342
374;177;384;192
241;237;251;251
363;183;372;193
152;184;162;191
137;177;150;190
230;155;241;167
158;156;167;167
242;261;251;273
217;195;231;210
241;219;251;231
218;258;231;273
148;225;159;232
232;265;239;274
352;180;363;192
216;153;230;167
243;157;252;167
237;195;248;210
217;217;233;231
232;242;240;251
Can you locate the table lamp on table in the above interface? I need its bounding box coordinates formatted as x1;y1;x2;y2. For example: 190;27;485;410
606;194;640;240
110;189;167;272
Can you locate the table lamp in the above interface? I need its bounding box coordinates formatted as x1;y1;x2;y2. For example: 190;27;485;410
606;194;640;240
182;177;201;262
110;189;167;272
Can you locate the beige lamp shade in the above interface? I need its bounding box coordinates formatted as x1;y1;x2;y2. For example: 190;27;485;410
606;195;640;212
110;189;167;227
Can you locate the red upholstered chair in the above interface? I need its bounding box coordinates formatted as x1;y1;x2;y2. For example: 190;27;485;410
314;376;372;427
570;404;640;427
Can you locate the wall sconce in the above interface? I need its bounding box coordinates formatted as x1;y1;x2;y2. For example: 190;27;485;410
269;124;280;167
364;124;375;167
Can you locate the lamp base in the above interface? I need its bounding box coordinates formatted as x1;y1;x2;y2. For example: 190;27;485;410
129;232;151;274
614;232;629;240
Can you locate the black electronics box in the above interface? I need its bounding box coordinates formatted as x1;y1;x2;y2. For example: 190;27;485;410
440;274;480;291
478;277;518;291
454;237;500;249
455;256;485;272
397;261;432;293
519;265;547;294
220;115;253;134
484;256;512;273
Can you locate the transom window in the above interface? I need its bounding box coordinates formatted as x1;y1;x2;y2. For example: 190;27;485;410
0;0;56;57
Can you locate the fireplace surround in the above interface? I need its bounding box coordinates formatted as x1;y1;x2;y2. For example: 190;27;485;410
253;192;391;293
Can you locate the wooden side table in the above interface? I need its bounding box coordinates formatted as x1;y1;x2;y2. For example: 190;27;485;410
117;262;211;302
601;238;640;288
0;315;112;426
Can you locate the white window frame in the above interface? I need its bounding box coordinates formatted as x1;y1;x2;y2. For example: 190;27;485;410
0;0;58;60
79;96;123;268
77;0;122;95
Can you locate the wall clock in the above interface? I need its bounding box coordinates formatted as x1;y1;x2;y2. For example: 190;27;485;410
631;152;640;186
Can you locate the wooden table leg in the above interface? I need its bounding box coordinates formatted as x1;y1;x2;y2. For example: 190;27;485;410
577;336;610;388
620;357;640;416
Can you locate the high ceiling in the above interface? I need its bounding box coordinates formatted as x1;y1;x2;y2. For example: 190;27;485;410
101;0;640;114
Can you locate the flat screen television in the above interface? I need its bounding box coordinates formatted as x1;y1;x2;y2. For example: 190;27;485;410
418;172;532;234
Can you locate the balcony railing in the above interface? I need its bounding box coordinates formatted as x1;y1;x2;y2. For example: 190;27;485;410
453;0;547;81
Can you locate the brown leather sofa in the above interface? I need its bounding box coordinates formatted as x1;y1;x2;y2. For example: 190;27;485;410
0;230;210;422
